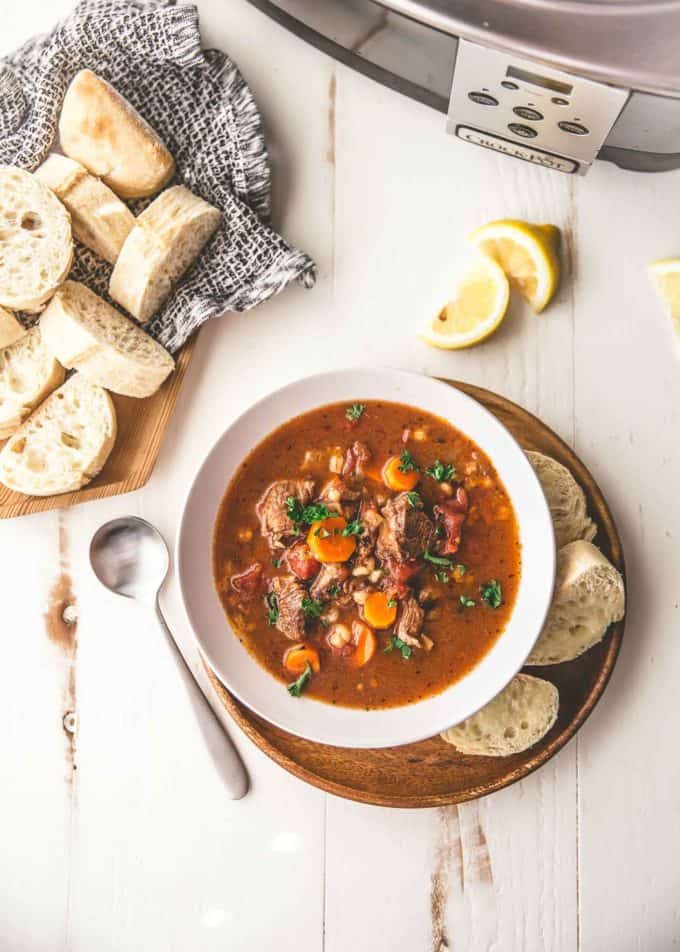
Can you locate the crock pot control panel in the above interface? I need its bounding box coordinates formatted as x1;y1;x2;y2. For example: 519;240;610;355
448;40;630;174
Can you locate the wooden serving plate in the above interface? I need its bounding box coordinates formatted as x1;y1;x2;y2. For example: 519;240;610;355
0;340;194;520
206;381;625;808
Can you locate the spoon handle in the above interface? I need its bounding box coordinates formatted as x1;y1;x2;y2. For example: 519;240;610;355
155;598;249;799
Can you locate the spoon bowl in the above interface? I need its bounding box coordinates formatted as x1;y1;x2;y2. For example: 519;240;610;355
90;516;169;603
89;515;248;799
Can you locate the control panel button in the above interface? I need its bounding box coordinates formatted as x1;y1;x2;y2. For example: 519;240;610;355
551;97;570;106
513;106;543;121
508;123;538;139
468;91;499;106
558;121;589;135
501;80;519;90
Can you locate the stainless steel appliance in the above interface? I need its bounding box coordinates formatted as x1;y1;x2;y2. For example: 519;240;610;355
246;0;680;174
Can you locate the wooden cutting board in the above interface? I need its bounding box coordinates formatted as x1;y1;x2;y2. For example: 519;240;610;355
0;340;194;520
206;380;625;808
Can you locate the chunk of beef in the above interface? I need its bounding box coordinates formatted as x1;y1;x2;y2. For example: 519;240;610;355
434;486;469;556
230;562;266;600
269;575;307;640
394;594;424;647
354;495;383;568
342;441;372;478
256;479;314;550
319;476;361;515
310;562;350;601
376;492;436;564
285;541;320;581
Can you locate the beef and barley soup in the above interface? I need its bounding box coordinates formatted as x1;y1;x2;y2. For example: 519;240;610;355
212;400;521;709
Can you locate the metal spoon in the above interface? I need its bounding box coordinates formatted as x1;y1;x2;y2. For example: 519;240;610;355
90;516;249;799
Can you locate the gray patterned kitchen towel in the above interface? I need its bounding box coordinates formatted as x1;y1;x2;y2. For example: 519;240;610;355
0;0;316;352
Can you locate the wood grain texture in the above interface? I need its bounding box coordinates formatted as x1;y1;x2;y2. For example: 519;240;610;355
206;380;625;808
0;340;195;520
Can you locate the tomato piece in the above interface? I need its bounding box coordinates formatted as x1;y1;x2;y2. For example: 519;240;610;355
286;541;321;580
230;562;266;599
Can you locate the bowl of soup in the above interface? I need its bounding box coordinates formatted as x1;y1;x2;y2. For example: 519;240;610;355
177;369;555;748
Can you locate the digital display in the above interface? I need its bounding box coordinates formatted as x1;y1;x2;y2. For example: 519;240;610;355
506;66;573;95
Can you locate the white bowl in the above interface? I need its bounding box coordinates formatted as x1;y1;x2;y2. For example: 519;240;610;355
177;369;555;749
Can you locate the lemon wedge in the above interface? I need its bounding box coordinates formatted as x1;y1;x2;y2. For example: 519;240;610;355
648;258;680;346
420;256;509;350
470;219;561;313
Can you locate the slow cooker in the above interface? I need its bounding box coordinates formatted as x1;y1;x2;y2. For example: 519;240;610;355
246;0;680;174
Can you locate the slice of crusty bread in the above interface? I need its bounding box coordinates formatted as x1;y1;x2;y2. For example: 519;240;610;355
59;69;175;199
0;166;73;311
0;307;26;349
109;185;221;323
527;450;597;548
440;674;559;756
527;540;625;666
35;154;134;264
39;280;174;398
0;327;65;438
0;374;116;496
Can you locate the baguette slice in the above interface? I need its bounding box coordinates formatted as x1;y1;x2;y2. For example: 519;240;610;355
527;450;597;548
527;540;625;665
35;155;134;264
0;374;116;496
39;281;174;398
59;69;175;199
0;307;26;349
109;185;221;322
0;166;73;311
0;328;65;438
440;674;559;756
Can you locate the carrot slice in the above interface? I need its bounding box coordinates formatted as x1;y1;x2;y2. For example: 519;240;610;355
382;456;420;492
307;516;357;563
283;644;321;675
351;621;376;667
362;591;398;629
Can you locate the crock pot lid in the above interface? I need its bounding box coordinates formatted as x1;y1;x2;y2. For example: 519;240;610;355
380;0;680;96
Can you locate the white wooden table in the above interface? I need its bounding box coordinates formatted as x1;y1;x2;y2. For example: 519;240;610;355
2;3;679;950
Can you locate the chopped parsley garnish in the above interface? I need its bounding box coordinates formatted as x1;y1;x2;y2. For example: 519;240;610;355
342;519;365;537
480;579;502;609
435;570;449;583
406;491;421;508
314;519;363;539
272;558;282;568
327;583;341;598
287;662;313;697
455;563;467;576
286;497;337;525
425;459;457;482
423;550;453;568
265;592;279;626
384;635;412;659
459;595;476;609
346;403;366;422
397;450;420;474
387;597;397;608
301;596;325;619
